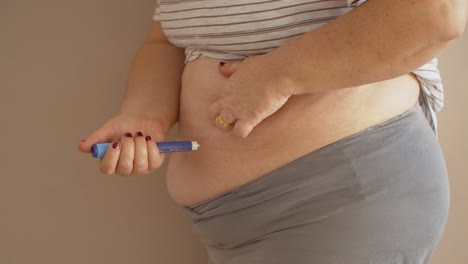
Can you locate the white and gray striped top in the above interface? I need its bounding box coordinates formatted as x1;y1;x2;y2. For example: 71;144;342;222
153;0;444;135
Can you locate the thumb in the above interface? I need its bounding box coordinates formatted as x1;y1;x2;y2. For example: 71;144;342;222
77;122;119;153
218;60;241;78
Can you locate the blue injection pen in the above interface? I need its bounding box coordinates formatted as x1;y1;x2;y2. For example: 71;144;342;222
91;141;200;159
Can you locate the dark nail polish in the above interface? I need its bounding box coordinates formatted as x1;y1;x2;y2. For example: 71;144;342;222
219;61;225;67
112;141;120;149
136;131;143;137
145;135;152;141
125;132;132;138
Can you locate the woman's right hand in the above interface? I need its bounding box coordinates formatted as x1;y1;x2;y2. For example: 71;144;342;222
77;113;167;176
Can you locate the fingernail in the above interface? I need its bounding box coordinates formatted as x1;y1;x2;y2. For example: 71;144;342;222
112;141;120;150
125;132;132;138
219;61;225;67
136;131;143;137
80;139;86;142
145;135;152;141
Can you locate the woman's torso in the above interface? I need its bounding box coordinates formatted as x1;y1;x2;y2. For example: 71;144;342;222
166;56;421;207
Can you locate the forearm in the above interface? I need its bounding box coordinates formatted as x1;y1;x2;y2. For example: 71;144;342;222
119;41;185;133
269;0;467;95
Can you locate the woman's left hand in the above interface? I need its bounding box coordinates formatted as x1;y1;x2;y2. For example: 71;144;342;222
208;54;294;138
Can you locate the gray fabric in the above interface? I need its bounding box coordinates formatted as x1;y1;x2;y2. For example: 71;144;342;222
181;103;450;264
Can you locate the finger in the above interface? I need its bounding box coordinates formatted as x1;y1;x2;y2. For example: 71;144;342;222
208;101;222;126
218;60;242;78
78;122;118;153
232;119;255;138
209;102;237;131
216;107;237;130
146;135;164;171
98;141;121;175
219;108;237;125
215;115;234;131
133;131;149;176
116;132;135;176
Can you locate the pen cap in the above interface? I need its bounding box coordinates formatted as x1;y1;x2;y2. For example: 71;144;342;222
91;143;109;159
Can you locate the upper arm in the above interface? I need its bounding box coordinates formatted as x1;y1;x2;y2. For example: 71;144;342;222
144;21;170;44
144;0;169;44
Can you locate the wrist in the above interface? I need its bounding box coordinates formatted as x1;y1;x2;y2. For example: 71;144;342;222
120;96;158;113
119;107;175;136
265;47;307;96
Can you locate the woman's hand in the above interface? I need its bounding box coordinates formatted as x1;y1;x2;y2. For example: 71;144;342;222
77;113;166;176
208;54;295;138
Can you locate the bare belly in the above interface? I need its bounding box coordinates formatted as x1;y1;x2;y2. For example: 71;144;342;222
166;56;421;207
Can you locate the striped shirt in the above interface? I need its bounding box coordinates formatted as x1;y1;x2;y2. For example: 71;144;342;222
153;0;444;135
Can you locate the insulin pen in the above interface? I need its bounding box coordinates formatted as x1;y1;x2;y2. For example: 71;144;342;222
91;141;200;159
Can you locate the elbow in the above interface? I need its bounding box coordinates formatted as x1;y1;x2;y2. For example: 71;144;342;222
429;0;468;41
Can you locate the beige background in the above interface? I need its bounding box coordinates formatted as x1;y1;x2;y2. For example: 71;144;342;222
0;0;466;263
